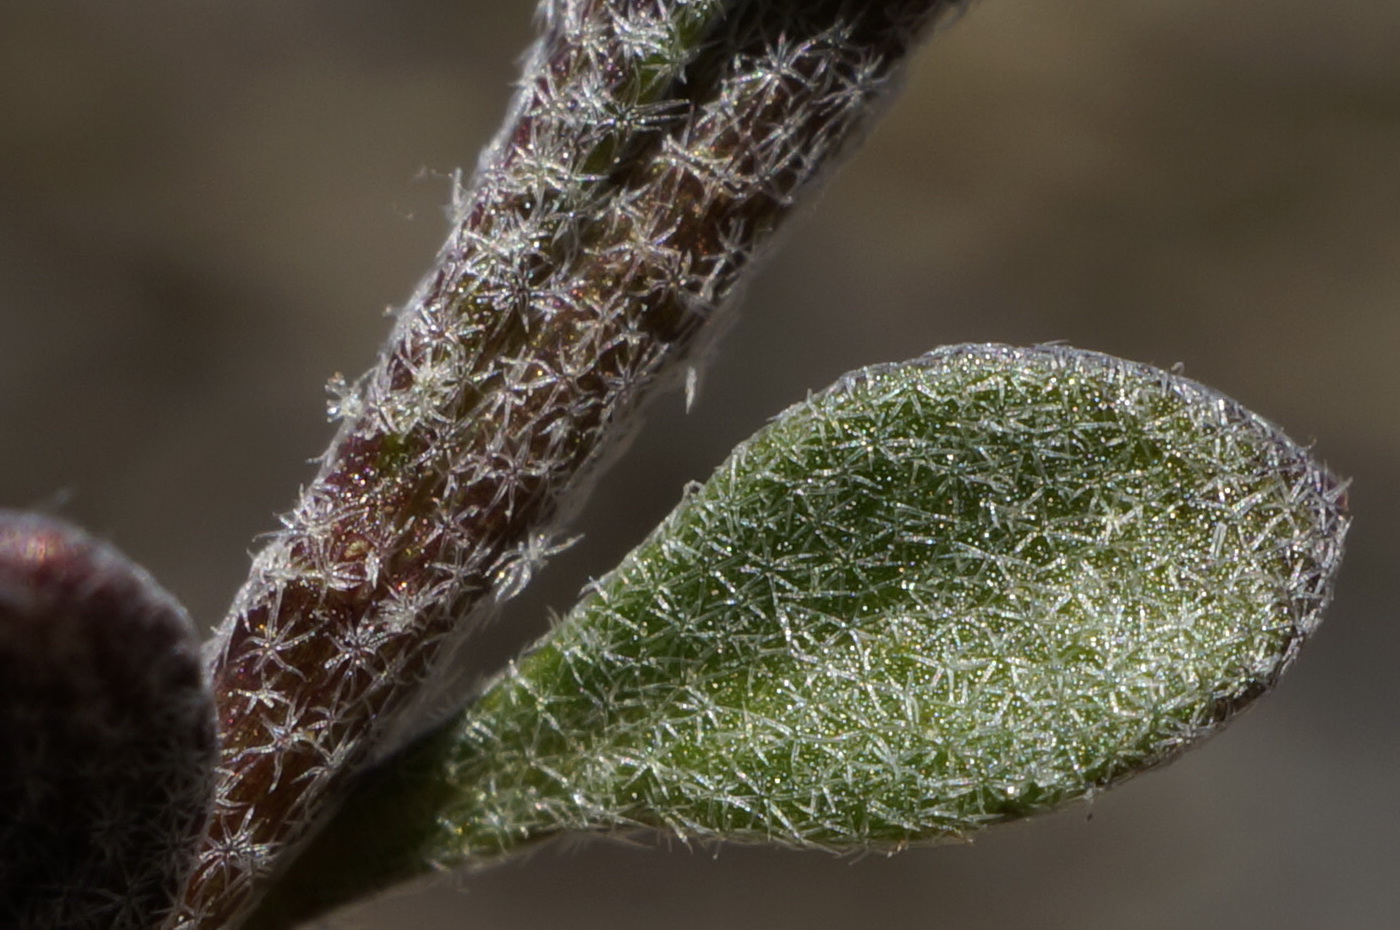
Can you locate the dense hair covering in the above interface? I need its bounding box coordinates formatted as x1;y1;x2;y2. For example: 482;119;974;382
254;345;1344;926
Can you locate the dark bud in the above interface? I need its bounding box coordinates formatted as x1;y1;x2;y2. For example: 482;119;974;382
0;513;216;930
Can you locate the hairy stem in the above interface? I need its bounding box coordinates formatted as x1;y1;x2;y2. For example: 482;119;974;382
178;2;961;927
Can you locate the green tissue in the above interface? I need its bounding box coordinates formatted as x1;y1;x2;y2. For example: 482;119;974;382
253;343;1346;927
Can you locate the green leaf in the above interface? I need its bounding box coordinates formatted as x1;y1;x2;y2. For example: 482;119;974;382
250;343;1346;927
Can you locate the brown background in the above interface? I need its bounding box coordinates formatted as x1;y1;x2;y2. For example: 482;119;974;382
2;1;1397;928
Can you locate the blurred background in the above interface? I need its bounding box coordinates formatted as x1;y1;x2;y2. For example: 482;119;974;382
2;1;1397;927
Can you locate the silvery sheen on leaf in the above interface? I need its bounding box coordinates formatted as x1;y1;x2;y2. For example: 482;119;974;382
257;343;1345;926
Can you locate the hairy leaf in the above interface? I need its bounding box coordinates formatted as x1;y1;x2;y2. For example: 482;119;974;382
251;343;1345;927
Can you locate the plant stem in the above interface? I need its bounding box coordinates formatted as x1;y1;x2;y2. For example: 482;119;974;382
177;2;960;927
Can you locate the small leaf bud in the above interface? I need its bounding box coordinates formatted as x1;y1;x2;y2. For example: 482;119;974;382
0;513;216;930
